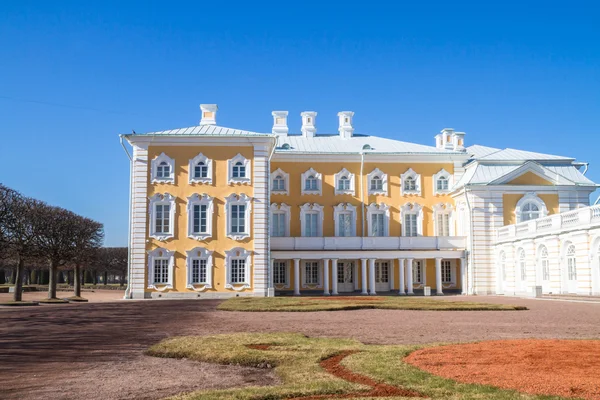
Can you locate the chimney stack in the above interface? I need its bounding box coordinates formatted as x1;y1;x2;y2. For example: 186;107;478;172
200;104;218;125
338;111;354;139
271;111;289;136
435;128;466;151
301;111;317;138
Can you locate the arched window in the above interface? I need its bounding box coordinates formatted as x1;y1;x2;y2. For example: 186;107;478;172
228;154;251;185
518;248;526;281
516;193;548;223
437;176;449;191
404;176;416;192
567;244;577;280
305;175;318;191
194;161;208;179
370;175;383;191
521;202;540;222
499;251;507;281
273;175;285;191
233;161;246;178
157;161;170;178
338;176;350;191
540;246;550;281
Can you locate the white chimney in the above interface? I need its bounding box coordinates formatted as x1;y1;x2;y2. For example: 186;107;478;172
200;104;218;125
440;128;454;150
337;111;354;139
435;134;443;149
453;131;466;151
301;111;317;138
272;111;289;136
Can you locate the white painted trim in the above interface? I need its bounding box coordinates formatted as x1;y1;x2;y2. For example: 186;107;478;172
224;247;252;290
333;203;357;237
147;247;175;290
185;247;213;291
186;193;214;241
366;203;390;236
515;192;549;223
302;259;323;288
334;168;356;195
228;153;251;185
270;203;291;237
300;203;324;237
401;168;422;196
271;168;290;195
225;193;252;240
432;202;455;236
489;161;575;186
433;168;453;196
188;153;213;184
301;167;323;195
367;168;388;196
151;152;175;184
400;202;424;237
148;193;176;241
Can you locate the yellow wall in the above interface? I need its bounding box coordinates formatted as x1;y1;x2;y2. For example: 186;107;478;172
507;172;553;185
503;193;559;225
146;145;255;294
271;161;456;237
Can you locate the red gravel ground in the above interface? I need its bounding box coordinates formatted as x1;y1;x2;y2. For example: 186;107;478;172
405;339;600;399
1;293;600;399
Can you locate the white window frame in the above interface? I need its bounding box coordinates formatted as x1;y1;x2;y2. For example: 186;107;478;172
185;247;213;291
433;168;453;195
147;247;175;290
400;202;424;237
432;203;455;236
401;168;422;196
151;152;175;184
270;168;289;195
441;259;456;286
302;260;322;288
270;203;291;237
333;203;357;237
188;153;213;184
301;167;322;195
225;193;252;240
518;248;527;281
366;203;390;237
300;203;324;237
538;245;550;281
186;193;214;241
334;168;355;195
224;247;251;290
273;260;290;289
228;153;251;185
566;243;577;280
367;168;388;196
149;193;176;241
515;192;548;223
412;259;426;286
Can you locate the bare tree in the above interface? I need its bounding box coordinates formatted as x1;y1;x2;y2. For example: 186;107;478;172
97;247;127;286
70;217;104;299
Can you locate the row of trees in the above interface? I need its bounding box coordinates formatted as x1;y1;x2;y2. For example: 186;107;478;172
0;184;107;302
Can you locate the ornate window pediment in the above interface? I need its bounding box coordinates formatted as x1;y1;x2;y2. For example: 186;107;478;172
367;168;388;196
147;247;175;290
270;203;291;237
334;168;355;195
432;202;454;236
333;203;357;237
433;168;453;195
189;153;213;184
301;168;322;195
400;202;424;237
225;193;252;240
401;168;421;196
186;247;213;291
300;203;324;237
149;193;176;241
366;203;390;237
151;153;175;184
228;154;251;185
186;193;214;241
271;168;289;195
225;247;252;291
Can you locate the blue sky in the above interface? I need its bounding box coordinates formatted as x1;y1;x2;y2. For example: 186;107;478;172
1;1;599;246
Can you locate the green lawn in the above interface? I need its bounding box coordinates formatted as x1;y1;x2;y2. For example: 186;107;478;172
217;296;527;312
147;333;565;400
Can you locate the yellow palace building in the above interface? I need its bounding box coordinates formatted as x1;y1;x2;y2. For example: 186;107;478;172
121;104;599;299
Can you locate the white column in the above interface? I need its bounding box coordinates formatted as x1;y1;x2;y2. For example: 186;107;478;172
406;258;414;295
331;259;339;295
323;259;330;296
368;259;376;295
460;257;467;295
361;258;368;295
398;258;406;295
269;258;275;294
435;257;444;295
389;260;395;291
293;258;301;296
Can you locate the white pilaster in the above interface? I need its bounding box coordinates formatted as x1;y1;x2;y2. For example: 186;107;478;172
331;258;339;295
406;258;414;295
398;258;406;295
460;257;467;295
129;144;149;299
361;258;368;295
252;145;270;296
435;257;444;295
323;259;330;296
293;258;300;296
368;259;376;295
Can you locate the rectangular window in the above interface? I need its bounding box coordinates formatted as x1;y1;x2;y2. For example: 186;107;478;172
191;259;207;284
194;164;208;178
273;178;285;191
370;179;382;191
437;213;450;236
542;259;550;281
375;262;389;283
153;259;169;284
230;259;246;284
305;262;319;285
304;213;319;237
272;212;286;237
412;260;423;284
370;213;384;236
442;260;452;283
338;213;352;237
192;204;208;234
231;205;246;233
305;178;317;191
155;204;171;234
437;179;448;191
338;179;350;191
568;258;577;280
404;214;417;237
273;261;287;285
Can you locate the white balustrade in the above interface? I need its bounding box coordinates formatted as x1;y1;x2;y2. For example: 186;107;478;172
270;236;466;251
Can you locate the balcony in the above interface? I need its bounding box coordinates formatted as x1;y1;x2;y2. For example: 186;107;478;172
270;236;466;251
496;204;600;243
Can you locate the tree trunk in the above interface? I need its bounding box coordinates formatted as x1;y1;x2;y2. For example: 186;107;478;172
0;269;5;285
9;268;16;284
119;273;125;287
48;261;58;300
41;269;49;285
13;256;24;302
66;270;73;286
103;271;108;285
92;270;98;285
30;269;36;285
74;264;82;298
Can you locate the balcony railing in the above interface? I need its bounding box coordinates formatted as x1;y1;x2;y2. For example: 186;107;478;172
271;236;466;251
496;204;600;242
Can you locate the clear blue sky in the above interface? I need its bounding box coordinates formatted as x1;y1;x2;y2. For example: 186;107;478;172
1;1;599;246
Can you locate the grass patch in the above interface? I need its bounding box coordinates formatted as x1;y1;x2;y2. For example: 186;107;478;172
217;296;527;312
148;333;565;400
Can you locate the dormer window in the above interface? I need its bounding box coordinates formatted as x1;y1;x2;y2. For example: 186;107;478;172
301;168;322;195
433;168;453;195
151;153;175;184
334;168;355;195
228;154;251;185
189;153;213;184
367;168;388;196
401;168;421;196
